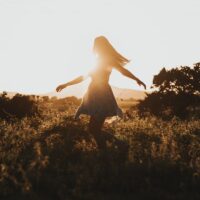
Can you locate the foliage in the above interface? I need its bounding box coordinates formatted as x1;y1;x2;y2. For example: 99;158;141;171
49;96;81;112
0;93;40;120
0;101;200;199
138;63;200;119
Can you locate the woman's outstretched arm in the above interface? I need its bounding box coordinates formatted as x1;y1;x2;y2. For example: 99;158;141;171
56;75;86;92
113;64;146;89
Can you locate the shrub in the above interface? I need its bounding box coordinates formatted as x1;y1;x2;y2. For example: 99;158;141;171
0;92;40;120
138;63;200;119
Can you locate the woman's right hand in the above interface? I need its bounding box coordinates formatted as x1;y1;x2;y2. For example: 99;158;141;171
56;84;67;92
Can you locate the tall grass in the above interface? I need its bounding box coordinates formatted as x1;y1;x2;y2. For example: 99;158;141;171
0;106;200;199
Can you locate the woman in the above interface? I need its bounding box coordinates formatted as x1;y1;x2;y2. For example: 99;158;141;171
56;36;146;135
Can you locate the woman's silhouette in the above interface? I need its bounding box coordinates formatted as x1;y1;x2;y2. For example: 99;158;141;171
56;36;146;135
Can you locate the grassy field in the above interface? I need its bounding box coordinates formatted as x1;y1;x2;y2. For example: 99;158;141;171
0;99;200;200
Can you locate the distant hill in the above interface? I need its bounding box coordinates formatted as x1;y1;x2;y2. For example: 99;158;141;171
44;85;146;100
1;85;146;100
112;86;146;100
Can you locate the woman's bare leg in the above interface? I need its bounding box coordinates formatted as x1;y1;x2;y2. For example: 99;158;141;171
89;116;106;148
89;116;105;133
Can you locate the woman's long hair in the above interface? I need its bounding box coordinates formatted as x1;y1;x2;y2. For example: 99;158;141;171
94;36;130;66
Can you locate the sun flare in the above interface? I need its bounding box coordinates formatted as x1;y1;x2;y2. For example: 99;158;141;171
0;0;200;94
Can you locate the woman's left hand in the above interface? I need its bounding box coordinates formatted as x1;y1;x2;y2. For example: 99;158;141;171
137;80;146;90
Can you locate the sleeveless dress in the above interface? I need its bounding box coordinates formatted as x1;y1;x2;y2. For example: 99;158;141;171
75;60;123;119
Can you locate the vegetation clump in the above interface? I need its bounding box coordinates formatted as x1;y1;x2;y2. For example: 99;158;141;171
138;63;200;119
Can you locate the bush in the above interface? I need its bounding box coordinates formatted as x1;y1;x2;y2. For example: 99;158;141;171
138;63;200;119
0;92;40;120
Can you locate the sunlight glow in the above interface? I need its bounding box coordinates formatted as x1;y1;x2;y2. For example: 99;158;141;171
0;0;200;94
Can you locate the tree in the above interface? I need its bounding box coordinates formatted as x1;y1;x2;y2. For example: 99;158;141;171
138;63;200;119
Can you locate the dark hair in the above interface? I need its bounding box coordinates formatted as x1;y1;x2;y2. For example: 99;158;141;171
94;36;130;66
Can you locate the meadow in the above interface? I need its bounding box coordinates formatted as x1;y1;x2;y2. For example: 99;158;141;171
0;96;200;200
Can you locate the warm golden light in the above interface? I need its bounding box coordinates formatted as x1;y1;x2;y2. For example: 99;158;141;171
0;0;200;94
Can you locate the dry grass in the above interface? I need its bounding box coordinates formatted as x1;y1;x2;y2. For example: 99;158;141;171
0;103;200;200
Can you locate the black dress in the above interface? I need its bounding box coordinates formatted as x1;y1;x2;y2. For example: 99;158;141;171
75;60;123;119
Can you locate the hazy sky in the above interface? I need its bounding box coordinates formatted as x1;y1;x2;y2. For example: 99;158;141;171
0;0;200;94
